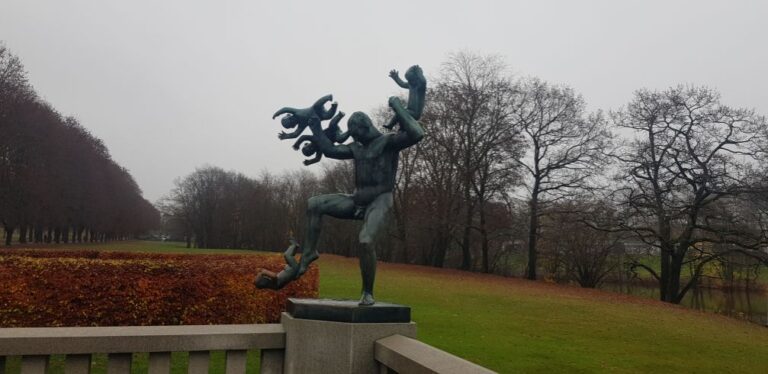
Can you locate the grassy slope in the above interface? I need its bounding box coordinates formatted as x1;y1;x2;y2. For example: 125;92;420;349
7;241;768;373
320;257;768;373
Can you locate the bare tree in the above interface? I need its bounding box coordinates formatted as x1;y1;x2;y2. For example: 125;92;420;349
513;78;611;280
612;85;768;303
539;199;626;287
428;52;521;271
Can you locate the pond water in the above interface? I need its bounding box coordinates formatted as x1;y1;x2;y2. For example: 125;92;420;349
603;282;768;326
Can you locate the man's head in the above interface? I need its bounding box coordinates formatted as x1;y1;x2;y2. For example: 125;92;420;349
347;112;381;144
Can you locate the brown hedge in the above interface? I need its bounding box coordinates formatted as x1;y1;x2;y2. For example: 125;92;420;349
0;249;318;327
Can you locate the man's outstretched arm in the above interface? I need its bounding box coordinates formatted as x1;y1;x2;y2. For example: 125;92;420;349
388;96;425;150
307;117;353;159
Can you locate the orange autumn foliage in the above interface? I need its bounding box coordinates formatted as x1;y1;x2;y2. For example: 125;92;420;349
0;249;318;327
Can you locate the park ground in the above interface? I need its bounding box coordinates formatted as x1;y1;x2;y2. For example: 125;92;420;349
3;240;768;373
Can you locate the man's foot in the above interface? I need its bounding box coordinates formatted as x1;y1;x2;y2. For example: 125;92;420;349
297;250;319;276
359;292;375;306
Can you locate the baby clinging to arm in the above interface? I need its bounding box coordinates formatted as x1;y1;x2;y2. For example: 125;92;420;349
254;239;301;290
384;65;426;130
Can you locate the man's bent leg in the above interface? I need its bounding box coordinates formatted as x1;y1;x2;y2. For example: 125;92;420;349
298;193;356;275
358;192;393;305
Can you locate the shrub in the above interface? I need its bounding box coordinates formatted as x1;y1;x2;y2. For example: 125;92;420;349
0;250;318;327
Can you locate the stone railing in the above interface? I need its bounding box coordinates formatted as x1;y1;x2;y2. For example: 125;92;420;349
375;335;495;374
0;324;286;374
0;306;497;373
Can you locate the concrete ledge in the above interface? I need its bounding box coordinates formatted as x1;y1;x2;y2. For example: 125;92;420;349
0;324;285;355
375;334;496;374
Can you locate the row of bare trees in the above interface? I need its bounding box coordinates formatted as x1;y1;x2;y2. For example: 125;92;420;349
160;165;360;252
163;52;768;305
396;54;612;280
0;44;159;245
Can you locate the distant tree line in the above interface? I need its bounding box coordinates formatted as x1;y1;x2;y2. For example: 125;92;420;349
166;51;768;305
0;44;159;245
159;165;351;251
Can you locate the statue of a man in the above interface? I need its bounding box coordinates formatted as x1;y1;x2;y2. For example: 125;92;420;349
296;96;425;305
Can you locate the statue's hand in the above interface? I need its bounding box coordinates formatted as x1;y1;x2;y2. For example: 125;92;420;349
389;69;399;79
278;131;290;140
337;111;345;118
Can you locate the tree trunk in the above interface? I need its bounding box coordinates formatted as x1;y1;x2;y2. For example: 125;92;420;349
667;252;684;303
658;243;686;303
395;208;409;264
659;260;668;301
461;225;472;270
526;193;540;280
18;225;27;244
480;204;489;273
4;225;13;246
33;225;41;243
433;233;448;268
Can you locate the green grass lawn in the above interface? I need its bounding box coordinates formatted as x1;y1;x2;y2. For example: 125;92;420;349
5;240;768;373
319;256;768;373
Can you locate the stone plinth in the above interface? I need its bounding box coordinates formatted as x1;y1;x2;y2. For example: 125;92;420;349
287;298;411;323
282;298;416;374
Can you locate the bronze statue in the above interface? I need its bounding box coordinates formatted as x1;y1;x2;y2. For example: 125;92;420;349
383;65;426;130
272;94;337;140
292;111;349;165
254;239;301;289
262;67;426;305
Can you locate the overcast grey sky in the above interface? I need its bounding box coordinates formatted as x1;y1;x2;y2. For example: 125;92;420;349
1;1;766;202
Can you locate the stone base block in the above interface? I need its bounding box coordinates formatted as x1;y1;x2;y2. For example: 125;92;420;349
287;298;411;323
281;311;416;374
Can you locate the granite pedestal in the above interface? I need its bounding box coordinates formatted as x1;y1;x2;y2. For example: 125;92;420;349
282;298;416;374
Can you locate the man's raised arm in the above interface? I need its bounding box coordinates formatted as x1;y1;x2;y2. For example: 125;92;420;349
307;117;353;160
388;96;425;150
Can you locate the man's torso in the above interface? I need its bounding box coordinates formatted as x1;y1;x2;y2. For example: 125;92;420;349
350;135;399;206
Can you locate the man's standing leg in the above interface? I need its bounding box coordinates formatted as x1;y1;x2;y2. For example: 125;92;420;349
358;192;393;305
